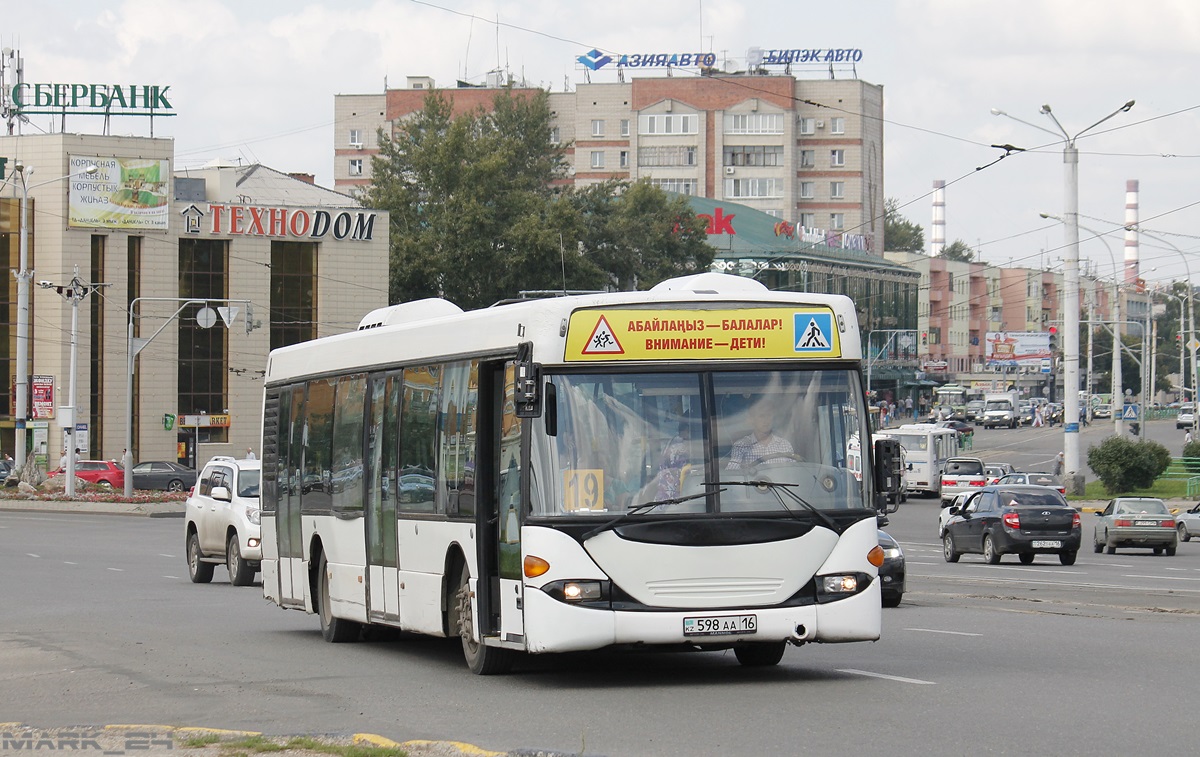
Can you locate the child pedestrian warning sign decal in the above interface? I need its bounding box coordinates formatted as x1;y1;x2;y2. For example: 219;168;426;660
565;307;841;361
581;315;625;355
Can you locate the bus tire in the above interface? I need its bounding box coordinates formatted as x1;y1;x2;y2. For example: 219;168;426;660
187;531;214;584
452;564;514;675
734;641;786;667
317;554;360;643
227;533;255;587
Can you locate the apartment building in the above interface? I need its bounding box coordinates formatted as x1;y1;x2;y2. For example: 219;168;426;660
334;71;885;254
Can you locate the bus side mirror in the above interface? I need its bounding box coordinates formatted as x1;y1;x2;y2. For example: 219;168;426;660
873;437;902;513
513;341;543;418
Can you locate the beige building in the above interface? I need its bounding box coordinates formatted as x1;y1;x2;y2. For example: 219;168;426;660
335;71;885;254
0;133;387;470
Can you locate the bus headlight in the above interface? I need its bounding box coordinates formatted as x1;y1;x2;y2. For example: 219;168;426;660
821;575;859;594
562;581;603;601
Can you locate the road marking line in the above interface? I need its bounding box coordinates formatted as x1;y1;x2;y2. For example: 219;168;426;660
163;576;179;580
159;554;174;558
838;668;936;685
64;561;77;565
1164;567;1189;572
107;567;124;572
910;572;1200;594
905;628;982;636
26;553;38;558
1124;574;1200;582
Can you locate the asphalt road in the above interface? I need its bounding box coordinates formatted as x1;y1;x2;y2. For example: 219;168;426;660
2;509;1198;756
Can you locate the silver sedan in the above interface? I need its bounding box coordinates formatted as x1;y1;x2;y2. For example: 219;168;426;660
1093;497;1178;556
1176;502;1200;542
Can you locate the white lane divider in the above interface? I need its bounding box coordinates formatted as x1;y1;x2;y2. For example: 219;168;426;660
838;668;936;685
106;567;124;572
64;561;77;565
905;628;982;637
26;553;39;558
1124;574;1200;582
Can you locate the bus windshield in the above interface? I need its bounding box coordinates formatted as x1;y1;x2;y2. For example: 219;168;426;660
532;368;870;516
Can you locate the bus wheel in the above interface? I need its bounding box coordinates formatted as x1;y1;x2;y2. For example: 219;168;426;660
453;564;514;675
734;641;786;667
317;554;360;643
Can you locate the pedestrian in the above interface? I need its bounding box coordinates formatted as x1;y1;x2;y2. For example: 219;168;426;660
905;396;914;419
58;449;68;472
1186;429;1193;448
1054;450;1064;476
121;447;133;471
1032;406;1044;428
245;447;256;460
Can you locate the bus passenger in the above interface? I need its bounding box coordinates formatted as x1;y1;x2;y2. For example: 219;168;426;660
657;421;694;498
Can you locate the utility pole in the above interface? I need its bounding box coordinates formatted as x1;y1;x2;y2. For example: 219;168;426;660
39;268;109;498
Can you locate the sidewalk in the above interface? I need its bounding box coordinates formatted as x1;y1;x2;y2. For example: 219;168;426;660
0;497;184;517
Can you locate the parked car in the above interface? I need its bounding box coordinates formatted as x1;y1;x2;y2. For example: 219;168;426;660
49;459;125;488
877;530;905;608
1093;497;1178;555
995;471;1065;495
984;463;1016;485
942;484;1081;565
131;460;197;492
184;456;262;586
1177;403;1195;429
1176;502;1200;542
939;456;987;503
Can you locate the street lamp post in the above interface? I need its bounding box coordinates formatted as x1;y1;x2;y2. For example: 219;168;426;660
125;297;252;497
995;100;1134;487
39;267;108;498
1129;228;1197;433
1040;214;1124;434
7;163;99;471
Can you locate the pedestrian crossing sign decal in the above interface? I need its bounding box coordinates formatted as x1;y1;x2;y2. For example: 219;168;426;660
794;313;834;353
1121;404;1138;420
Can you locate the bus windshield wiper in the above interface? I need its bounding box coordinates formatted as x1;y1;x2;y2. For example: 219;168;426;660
710;479;844;534
581;489;721;541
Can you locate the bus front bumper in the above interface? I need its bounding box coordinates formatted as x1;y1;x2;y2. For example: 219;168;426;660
522;579;882;654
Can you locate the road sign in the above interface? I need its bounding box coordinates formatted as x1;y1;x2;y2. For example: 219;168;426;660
1040;358;1052;374
1190;338;1200;352
1121;404;1139;421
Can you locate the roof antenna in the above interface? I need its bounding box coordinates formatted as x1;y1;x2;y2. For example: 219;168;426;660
560;233;567;294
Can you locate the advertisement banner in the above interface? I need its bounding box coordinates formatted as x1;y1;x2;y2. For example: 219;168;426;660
985;331;1052;367
68;155;170;230
31;375;55;419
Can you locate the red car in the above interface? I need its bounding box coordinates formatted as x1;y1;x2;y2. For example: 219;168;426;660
51;459;125;488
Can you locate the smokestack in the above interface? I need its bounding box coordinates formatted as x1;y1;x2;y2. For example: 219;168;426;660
1124;180;1139;285
931;179;945;257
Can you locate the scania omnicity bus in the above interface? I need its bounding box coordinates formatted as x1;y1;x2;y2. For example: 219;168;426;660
258;272;901;674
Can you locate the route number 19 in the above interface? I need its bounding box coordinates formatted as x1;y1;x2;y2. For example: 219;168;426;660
563;469;605;511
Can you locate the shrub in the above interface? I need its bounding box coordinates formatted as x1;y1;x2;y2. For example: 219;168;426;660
1087;436;1172;493
1184;440;1200;472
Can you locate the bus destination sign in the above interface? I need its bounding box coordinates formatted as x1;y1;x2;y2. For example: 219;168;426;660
565;308;841;362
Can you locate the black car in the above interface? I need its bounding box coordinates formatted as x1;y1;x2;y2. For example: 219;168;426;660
877;529;905;607
131;461;198;492
942;484;1081;565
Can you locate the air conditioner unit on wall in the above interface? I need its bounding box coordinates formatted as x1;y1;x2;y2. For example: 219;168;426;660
350;142;363;149
725;166;736;175
815;120;825;128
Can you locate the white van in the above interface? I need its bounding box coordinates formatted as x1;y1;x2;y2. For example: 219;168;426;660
878;424;959;498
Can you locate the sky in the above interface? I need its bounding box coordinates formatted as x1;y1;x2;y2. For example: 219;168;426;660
5;0;1199;283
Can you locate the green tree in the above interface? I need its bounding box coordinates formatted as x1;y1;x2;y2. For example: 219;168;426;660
573;179;712;291
884;198;924;253
361;89;712;307
937;239;975;262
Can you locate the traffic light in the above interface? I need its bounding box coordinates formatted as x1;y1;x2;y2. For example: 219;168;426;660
1048;325;1058;353
1178;333;1184;343
921;331;928;346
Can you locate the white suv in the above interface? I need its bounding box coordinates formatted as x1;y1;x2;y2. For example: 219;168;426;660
185;456;262;586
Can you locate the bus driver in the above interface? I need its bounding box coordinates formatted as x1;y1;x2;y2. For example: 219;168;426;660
726;403;797;470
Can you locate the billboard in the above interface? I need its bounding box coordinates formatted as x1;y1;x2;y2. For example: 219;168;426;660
31;375;55;420
68;155;170;230
985;331;1052;367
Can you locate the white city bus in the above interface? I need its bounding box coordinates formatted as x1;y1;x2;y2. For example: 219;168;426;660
259;273;900;674
876;423;960;498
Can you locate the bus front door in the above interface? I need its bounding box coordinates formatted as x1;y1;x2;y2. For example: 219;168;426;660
365;374;401;622
480;364;525;644
278;388;308;608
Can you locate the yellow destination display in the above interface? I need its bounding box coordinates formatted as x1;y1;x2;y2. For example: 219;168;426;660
565;307;841;361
